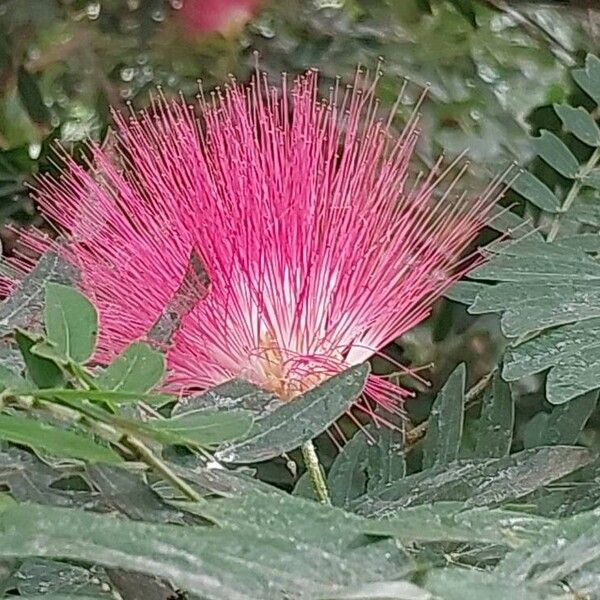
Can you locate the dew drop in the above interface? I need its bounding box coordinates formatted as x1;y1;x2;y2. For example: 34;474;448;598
86;2;101;20
120;67;135;82
151;8;166;22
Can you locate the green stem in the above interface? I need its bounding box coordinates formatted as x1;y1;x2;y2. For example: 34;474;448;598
7;395;203;504
546;147;600;243
301;440;330;505
122;436;204;504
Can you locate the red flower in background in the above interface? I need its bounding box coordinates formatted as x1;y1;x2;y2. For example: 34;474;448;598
3;69;502;420
173;0;262;36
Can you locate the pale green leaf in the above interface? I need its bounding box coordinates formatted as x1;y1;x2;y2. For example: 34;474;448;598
44;283;98;364
422;364;465;469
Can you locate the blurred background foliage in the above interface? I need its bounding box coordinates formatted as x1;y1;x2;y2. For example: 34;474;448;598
0;0;599;483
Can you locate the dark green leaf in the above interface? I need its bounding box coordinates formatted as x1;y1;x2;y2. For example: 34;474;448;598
353;446;593;516
422;364;465;469
30;387;172;406
4;558;113;598
17;67;51;125
85;464;188;524
498;506;600;585
522;391;597;448
469;238;600;338
572;53;600;106
554;104;600;147
362;502;552;548
327;432;368;507
0;495;411;600
0;364;34;395
511;170;560;213
473;373;514;459
216;364;370;464
96;342;165;393
365;427;406;494
532;130;579;179
149;409;253;446
0;415;121;463
44;283;98;364
0;253;77;337
328;425;406;508
504;318;600;404
174;379;282;419
453;0;476;27
16;329;64;389
0;446;95;507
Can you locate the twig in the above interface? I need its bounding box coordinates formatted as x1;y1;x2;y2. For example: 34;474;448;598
121;436;204;503
547;147;600;242
405;369;496;448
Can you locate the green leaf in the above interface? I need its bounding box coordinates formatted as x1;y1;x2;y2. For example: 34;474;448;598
497;506;600;585
216;363;370;464
362;502;552;548
423;569;551;600
16;67;51;125
522;391;597;448
531;130;579;179
443;281;488;304
469;238;600;338
4;558;113;599
85;464;189;523
324;581;431;600
583;168;600;191
422;364;465;469
0;415;121;463
486;205;543;240
44;283;98;364
30;387;173;406
97;342;165;393
554;104;600;147
149;409;253;446
556;233;600;253
572;54;600;106
511;170;560;213
0;366;32;395
327;426;406;508
0;253;77;337
473;373;514;459
0;495;412;600
1;595;108;600
504;318;600;404
0;446;93;507
173;379;282;419
352;446;593;516
16;330;64;389
327;431;369;507
365;427;406;494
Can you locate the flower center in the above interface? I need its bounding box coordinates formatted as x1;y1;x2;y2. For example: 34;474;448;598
256;331;339;401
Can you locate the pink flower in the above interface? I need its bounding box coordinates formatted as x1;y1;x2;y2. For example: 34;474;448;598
173;0;262;36
5;69;501;416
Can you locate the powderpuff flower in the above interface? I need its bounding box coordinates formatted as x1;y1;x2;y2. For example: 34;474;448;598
4;68;502;417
